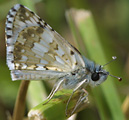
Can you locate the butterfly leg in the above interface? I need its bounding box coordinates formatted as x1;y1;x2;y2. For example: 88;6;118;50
65;79;88;116
43;78;65;105
70;88;89;115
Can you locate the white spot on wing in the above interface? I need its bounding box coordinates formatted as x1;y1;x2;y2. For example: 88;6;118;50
33;16;39;22
40;59;48;64
6;30;12;35
15;21;26;27
22;55;28;61
30;17;37;24
25;12;29;17
33;42;48;53
7;60;15;70
7;46;14;52
6;23;12;28
25;20;33;25
40;39;49;48
31;34;35;37
31;48;44;57
55;56;65;65
18;37;26;45
55;46;65;56
41;31;53;43
8;17;13;22
21;63;27;69
14;4;20;10
36;64;46;70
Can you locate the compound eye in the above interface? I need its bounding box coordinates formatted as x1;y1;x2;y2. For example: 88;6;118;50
91;73;100;81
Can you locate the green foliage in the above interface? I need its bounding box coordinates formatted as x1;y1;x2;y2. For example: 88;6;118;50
66;9;125;120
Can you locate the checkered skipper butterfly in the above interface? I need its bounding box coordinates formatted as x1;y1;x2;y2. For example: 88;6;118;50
5;4;121;115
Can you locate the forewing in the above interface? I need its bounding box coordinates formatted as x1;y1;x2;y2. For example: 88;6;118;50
5;4;85;80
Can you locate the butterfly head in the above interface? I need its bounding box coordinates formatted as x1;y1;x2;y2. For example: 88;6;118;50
83;56;122;87
87;65;109;87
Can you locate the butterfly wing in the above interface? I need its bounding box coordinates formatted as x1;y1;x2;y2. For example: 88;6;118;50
5;4;85;80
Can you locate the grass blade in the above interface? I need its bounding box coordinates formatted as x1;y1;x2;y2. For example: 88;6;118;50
66;9;125;120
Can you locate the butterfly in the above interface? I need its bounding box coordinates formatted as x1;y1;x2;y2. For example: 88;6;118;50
5;4;121;115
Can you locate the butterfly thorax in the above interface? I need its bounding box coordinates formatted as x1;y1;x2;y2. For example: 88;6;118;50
62;67;87;89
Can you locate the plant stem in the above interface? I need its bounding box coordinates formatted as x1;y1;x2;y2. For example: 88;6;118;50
13;81;30;120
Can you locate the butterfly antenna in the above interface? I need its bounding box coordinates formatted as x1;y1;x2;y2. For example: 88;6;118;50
102;56;117;67
101;56;122;81
108;73;122;81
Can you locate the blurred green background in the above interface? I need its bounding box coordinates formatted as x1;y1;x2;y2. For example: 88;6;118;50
0;0;129;120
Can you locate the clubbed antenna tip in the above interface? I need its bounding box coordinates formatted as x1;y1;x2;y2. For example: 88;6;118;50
118;77;122;81
112;56;117;60
108;74;122;82
102;56;122;81
102;56;117;67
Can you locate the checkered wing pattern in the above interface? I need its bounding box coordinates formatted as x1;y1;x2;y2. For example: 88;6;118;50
5;4;85;80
